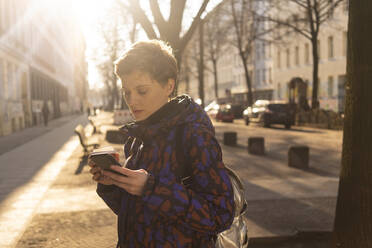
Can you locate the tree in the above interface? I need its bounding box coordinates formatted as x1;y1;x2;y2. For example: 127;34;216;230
198;20;205;108
183;21;206;106
124;0;210;75
91;1;137;110
203;2;230;99
179;49;192;94
262;0;344;109
332;0;372;247
229;0;260;106
95;15;124;111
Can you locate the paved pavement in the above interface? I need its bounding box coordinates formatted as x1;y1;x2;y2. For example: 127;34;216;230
0;114;83;156
0;113;91;247
214;120;341;242
0;111;343;247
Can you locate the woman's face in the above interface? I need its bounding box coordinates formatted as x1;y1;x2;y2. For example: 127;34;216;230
121;70;174;121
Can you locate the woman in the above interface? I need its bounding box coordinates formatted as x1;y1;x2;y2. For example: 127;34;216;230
89;40;235;247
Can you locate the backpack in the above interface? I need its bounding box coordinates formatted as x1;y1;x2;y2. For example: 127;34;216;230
175;126;249;248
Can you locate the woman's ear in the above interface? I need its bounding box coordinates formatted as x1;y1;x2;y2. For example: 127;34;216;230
167;78;175;96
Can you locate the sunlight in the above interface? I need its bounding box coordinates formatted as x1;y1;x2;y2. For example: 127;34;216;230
70;0;115;30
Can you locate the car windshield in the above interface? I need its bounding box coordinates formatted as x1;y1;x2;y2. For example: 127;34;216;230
268;104;288;112
221;108;232;113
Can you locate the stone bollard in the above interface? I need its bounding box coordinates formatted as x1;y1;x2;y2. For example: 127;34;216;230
248;137;265;155
288;146;309;169
105;130;126;144
224;132;237;146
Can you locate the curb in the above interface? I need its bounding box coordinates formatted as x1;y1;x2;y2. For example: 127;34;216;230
248;231;332;247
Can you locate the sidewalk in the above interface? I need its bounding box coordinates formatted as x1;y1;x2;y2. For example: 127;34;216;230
0;114;83;156
0;114;90;248
1;111;340;247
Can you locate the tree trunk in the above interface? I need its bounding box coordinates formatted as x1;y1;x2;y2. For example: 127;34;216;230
174;47;184;96
198;20;205;108
241;54;253;106
311;36;320;109
212;59;219;99
332;1;372;247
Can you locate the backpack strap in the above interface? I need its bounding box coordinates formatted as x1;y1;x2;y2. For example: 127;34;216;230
175;124;193;187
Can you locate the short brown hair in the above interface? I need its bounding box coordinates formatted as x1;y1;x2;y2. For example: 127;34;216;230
115;40;178;87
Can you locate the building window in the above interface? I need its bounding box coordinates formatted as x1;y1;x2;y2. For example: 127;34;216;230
268;42;272;58
277;50;281;68
269;68;272;83
286;48;290;68
343;31;347;56
328;36;334;59
263;69;266;83
256;70;260;85
328;76;334;97
305;43;310;64
295;46;299;66
13;65;19;99
7;62;12;100
317;40;321;60
1;60;8;99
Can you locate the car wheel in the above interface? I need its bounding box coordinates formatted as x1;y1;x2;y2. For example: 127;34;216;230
245;118;249;125
260;115;270;128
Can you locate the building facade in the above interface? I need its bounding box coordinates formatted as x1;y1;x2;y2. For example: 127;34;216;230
180;0;348;113
0;0;87;136
269;1;348;113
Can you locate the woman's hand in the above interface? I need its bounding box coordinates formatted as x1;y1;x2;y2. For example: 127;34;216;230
102;166;149;196
88;159;114;185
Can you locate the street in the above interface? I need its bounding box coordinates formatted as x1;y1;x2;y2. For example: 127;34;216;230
213;119;341;242
0;113;343;247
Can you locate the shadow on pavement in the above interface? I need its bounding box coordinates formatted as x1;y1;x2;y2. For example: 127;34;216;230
74;155;88;175
266;126;324;134
248;231;332;248
243;181;335;245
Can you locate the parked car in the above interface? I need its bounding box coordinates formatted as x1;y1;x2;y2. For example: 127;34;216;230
243;100;294;128
216;105;234;122
243;100;269;125
205;101;220;119
230;104;246;119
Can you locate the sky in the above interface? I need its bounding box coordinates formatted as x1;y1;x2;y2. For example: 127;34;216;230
69;0;223;90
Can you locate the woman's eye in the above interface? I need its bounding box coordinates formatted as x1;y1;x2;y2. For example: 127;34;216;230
138;90;147;95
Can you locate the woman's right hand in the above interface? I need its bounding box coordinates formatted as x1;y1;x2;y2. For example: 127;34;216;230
88;158;114;185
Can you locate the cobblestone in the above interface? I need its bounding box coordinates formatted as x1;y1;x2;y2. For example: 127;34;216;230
15;210;117;248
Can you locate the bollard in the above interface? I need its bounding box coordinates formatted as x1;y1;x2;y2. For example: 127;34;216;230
224;132;237;146
105;130;126;144
248;137;265;155
288;146;309;169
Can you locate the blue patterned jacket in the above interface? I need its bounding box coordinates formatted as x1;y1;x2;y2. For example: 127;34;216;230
97;95;235;247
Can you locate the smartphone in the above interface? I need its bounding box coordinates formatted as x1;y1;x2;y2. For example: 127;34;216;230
90;153;123;175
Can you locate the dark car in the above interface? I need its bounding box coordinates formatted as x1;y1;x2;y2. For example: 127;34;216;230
216;106;234;123
242;100;270;125
259;103;294;129
243;101;294;128
230;104;246;119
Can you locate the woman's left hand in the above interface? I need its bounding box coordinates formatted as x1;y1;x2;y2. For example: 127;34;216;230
102;166;149;196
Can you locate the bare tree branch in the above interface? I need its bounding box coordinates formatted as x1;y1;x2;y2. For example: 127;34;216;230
149;0;167;34
127;0;158;39
168;0;187;36
179;0;210;53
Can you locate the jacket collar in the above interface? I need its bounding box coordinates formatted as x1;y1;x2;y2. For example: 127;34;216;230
119;95;192;143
